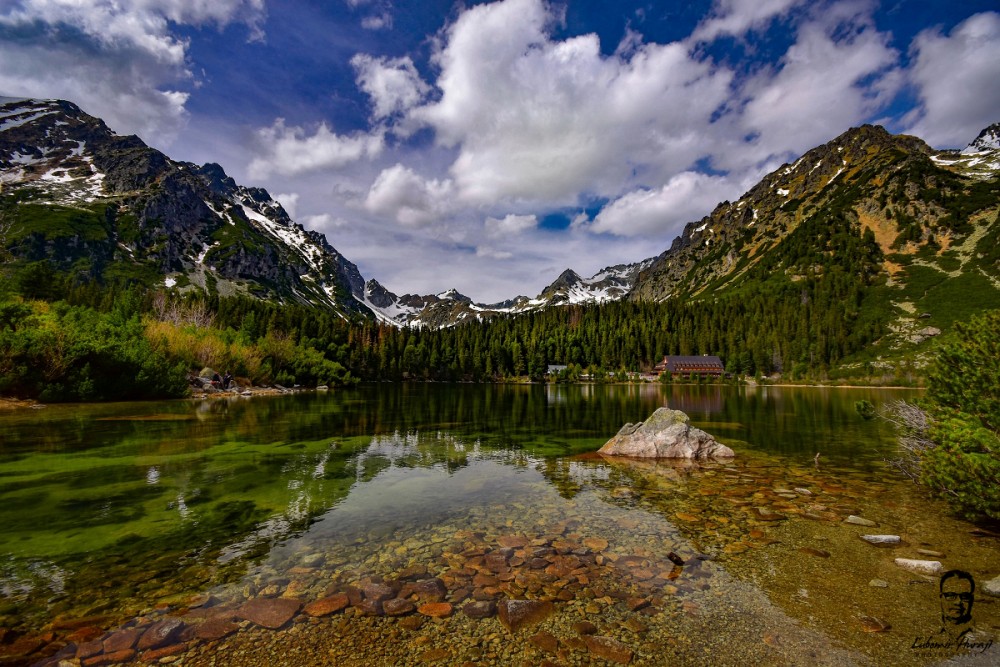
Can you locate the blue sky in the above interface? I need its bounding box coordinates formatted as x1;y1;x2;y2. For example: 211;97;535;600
2;0;999;302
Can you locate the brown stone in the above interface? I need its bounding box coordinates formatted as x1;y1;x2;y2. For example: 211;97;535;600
192;617;239;640
626;597;649;611
399;616;425;631
102;627;143;653
52;615;114;631
418;602;453;618
76;639;104;659
463;600;496;619
344;585;364;606
752;507;787;522
498;535;529;548
402;578;448;602
141;642;187;661
484;552;509;572
303;593;350;617
397;564;429;580
237;597;302;629
65;626;105;644
497;599;554;633
384;598;417;616
363;583;395;603
586;636;634;664
136;618;184;651
354;598;384;616
473;573;499;587
419;648;451;662
530;631;560;653
583;537;609;551
622;617;647;633
83;648;136;666
3;634;45;658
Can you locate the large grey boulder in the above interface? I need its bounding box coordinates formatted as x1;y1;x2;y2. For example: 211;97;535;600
598;408;734;459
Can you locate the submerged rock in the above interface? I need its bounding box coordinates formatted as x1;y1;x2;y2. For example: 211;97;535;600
844;515;877;527
858;615;891;633
982;575;1000;598
237;597;302;629
497;599;554;633
894;558;943;576
860;535;901;546
598;408;734;459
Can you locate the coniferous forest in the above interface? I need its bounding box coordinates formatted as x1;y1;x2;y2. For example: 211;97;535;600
0;209;897;401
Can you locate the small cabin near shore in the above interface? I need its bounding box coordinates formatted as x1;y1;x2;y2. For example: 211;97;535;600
653;355;725;377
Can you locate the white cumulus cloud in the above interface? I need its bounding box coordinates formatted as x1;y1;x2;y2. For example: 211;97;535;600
484;214;538;238
723;2;900;169
363;164;454;227
0;0;264;143
903;12;1000;148
408;0;734;207
691;0;807;42
352;54;431;122
248;119;385;178
585;172;734;237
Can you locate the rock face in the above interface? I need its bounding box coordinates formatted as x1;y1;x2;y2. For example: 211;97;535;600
598;409;734;459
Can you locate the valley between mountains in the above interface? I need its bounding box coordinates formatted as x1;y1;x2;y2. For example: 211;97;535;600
1;97;999;386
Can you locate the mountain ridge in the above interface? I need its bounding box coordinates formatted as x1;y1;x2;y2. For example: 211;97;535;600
2;97;999;338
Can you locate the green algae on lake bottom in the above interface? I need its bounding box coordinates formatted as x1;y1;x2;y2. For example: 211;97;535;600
0;384;997;665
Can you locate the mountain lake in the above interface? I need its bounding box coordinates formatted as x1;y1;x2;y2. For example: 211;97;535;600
1;384;997;666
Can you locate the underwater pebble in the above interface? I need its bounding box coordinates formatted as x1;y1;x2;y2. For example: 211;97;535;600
983;576;1000;598
860;535;900;546
894;558;943;576
844;515;877;527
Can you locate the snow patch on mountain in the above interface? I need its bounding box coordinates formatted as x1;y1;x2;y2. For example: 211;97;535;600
962;123;1000;154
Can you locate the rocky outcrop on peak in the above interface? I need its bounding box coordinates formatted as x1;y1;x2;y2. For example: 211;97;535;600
628;124;964;301
963;122;1000;154
0;97;367;316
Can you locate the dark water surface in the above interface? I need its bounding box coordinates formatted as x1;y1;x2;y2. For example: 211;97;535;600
1;384;997;665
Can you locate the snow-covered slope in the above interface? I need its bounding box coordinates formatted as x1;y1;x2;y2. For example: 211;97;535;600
363;260;652;328
0;98;367;316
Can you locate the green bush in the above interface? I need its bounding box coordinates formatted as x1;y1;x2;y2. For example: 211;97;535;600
911;309;1000;519
0;299;189;401
921;410;1000;520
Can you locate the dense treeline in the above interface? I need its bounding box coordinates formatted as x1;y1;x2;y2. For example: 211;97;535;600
0;211;890;400
340;209;887;382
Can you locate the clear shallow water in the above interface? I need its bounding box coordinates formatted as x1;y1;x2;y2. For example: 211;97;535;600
1;384;997;665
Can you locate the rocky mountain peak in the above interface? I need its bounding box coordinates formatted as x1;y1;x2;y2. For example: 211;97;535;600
962;122;1000;154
